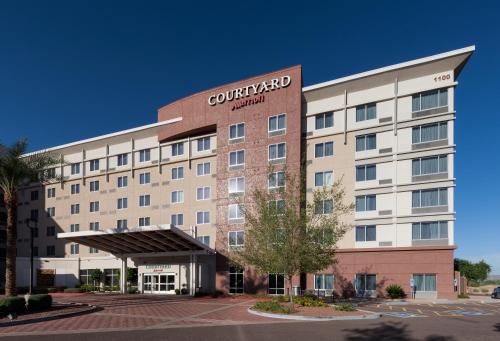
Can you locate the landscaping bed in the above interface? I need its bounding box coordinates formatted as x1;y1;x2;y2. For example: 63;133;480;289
0;303;96;326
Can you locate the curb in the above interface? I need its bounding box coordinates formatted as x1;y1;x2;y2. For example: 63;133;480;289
247;307;381;321
0;303;97;328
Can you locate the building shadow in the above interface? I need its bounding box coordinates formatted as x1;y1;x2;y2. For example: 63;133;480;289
343;322;457;341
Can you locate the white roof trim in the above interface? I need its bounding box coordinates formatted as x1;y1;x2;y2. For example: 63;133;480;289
24;117;182;156
302;46;475;92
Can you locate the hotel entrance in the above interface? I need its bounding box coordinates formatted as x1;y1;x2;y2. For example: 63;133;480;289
143;273;176;294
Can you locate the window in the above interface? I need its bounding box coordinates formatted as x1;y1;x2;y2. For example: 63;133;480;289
229;150;245;167
45;168;56;179
412;122;448;144
46;226;55;237
269;200;286;215
197;137;211;151
139;172;151;184
356;103;377;122
196;211;210;224
172;142;184;156
89;201;99;212
171;214;184;226
412;221;448;240
268;171;285;190
229;266;244;294
268;143;286;161
228;204;244;222
196;187;210;200
412;188;448;208
268;274;284;295
356;225;376;242
104;269;120;287
71;163;80;175
228;231;245;247
197;162;211;176
89;159;99;171
139;195;151;207
315;199;333;215
46;245;55;256
412;155;448;176
89;222;99;231
355;195;376;212
171;167;184;180
31;209;39;220
171;190;184;204
116;219;128;230
89;247;99;254
70;224;80;232
47;188;56;198
139;217;150;227
268;113;286;132
196;235;210;246
356;134;377;151
117;197;128;209
412;89;448;112
139;149;151;162
117;153;128;166
356;165;376;181
89;180;99;192
413;274;437;292
315;171;333;187
229;123;245;140
70;243;79;255
314;274;334;291
314;141;334;158
70;204;79;215
228;177;245;194
117;176;128;188
355;274;377;292
30;190;39;201
315;112;334;129
70;184;80;195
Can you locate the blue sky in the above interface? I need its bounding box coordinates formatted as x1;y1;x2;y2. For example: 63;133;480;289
1;1;499;273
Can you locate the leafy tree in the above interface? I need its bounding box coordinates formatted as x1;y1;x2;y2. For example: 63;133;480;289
232;168;354;308
0;139;61;296
127;268;138;284
454;258;492;284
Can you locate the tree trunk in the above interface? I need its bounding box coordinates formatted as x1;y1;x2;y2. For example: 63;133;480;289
4;191;18;297
287;275;294;311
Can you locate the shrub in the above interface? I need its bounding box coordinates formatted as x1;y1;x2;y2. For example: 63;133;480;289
0;297;26;316
335;303;356;312
293;296;326;307
79;284;95;292
180;288;188;295
274;295;289;302
27;294;52;311
458;293;470;299
175;289;180;295
386;284;406;299
64;287;84;293
254;301;291;314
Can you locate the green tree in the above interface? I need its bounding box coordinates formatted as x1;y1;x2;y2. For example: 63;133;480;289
232;169;354;308
454;258;492;284
0;139;61;296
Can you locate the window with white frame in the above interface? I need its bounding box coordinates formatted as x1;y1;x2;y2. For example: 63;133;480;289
196;235;210;246
117;153;128;166
70;223;80;232
315;112;334;129
89;180;99;192
89;222;99;231
197;162;211;176
356;225;376;242
45;168;56;179
30;190;38;201
139;172;151;184
171;213;184;226
412;221;448;240
413;274;437;292
228;204;244;222
355;195;376;212
314;141;334;158
70;183;80;195
229;266;244;294
314;274;334;291
355;274;376;292
172;142;184;156
314;171;333;187
412;88;447;112
139;195;151;207
196;211;210;224
117;176;128;188
196;187;210;200
229;150;245;167
356;134;376;151
356;165;376;181
171;190;184;204
228;231;245;248
47;207;55;217
47;188;56;198
89;159;99;171
412;188;447;208
412;122;448;144
315;199;333;215
171;166;184;180
268;113;286;133
139;149;151;162
70;163;80;175
228;177;245;194
70;243;79;255
70;204;79;215
89;247;99;254
268;274;285;295
116;219;127;230
139;217;150;227
229;123;245;140
89;201;99;212
268;171;285;190
268;143;286;161
412;155;447;176
269;199;285;215
356;103;377;122
117;197;128;209
197;137;211;152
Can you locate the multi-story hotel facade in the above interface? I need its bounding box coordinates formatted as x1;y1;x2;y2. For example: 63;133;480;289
0;46;474;299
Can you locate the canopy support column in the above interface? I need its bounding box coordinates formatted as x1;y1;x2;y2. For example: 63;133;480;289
120;257;128;294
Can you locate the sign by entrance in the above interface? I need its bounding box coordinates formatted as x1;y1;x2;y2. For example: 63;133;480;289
145;264;172;272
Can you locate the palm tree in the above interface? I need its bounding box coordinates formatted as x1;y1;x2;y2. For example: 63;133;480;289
0;139;61;296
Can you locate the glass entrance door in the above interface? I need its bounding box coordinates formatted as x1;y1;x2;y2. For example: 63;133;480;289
143;273;176;294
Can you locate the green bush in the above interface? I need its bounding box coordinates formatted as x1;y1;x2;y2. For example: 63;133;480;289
27;294;52;311
293;296;326;307
64;287;84;293
79;284;95;292
335;303;356;312
386;284;406;299
274;295;289;302
46;287;67;293
458;293;470;299
0;297;26;316
254;301;291;314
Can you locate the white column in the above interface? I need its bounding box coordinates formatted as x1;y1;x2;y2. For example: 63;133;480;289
120;257;128;294
189;255;195;295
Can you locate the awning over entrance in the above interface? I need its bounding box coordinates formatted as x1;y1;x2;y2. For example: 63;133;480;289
57;224;215;257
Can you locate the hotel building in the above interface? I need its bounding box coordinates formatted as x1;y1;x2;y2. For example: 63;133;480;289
0;46;474;299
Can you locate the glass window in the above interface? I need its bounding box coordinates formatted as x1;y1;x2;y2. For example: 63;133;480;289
70;204;79;215
89;201;99;212
315;171;333;187
139;172;151;184
315;112;334;129
46;245;56;256
139;195;151;207
70;243;79;255
355;195;376;211
117;176;128;188
172;142;184;156
413;274;436;291
70;224;80;232
268;273;285;295
30;190;39;201
89;159;99;171
117;153;128;166
356;134;377;152
412;188;448;208
139;217;150;227
116;219;127;229
228;204;244;221
197;137;211;152
89;222;99;231
47;225;55;236
196;235;210;246
47;188;56;198
196;187;210;200
229;266;244;294
412;221;448;240
197;162;211;176
315;199;333;215
356;225;376;241
171;190;184;204
139;149;151;162
314;141;334;158
412;89;447;112
71;163;80;175
172;166;184;180
70;184;80;195
356;103;377;122
412;155;447;176
117;197;128;209
356;165;376;181
314;274;334;290
268;143;286;160
229;123;245;140
356;274;376;292
228;177;245;194
196;211;210;224
229;150;245;167
89;180;99;192
412;122;448;144
228;231;245;247
171;214;184;226
268;171;285;190
269;113;286;132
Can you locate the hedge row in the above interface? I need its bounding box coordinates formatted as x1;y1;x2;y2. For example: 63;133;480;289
0;294;52;316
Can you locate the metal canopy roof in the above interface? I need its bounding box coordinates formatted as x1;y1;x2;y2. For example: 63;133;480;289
57;224;215;257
